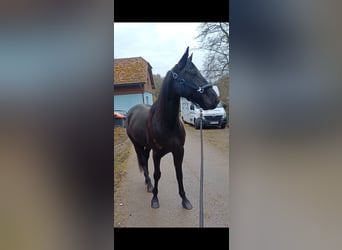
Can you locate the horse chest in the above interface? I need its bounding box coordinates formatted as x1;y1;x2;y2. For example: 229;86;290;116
148;128;183;151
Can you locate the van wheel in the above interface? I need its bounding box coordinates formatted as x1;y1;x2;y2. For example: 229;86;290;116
220;123;226;129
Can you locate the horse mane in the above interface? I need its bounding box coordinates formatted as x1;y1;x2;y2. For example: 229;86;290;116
150;69;177;121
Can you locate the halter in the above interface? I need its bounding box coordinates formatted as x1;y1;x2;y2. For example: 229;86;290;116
169;70;213;94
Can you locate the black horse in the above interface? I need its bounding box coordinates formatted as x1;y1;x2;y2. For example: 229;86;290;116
126;47;219;209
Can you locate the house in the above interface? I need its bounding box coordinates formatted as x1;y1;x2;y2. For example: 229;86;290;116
113;57;155;113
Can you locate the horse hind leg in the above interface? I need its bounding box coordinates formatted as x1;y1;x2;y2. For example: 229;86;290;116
133;145;153;192
143;147;153;192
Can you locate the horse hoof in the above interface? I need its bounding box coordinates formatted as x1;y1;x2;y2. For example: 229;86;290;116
146;183;153;193
151;197;160;209
182;199;192;210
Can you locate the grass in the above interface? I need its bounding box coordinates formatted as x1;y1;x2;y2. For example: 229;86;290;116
114;127;132;190
114;126;132;227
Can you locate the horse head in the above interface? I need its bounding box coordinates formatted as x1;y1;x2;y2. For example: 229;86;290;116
170;47;219;110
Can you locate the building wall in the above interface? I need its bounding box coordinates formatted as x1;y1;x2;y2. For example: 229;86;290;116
143;92;153;105
113;92;153;112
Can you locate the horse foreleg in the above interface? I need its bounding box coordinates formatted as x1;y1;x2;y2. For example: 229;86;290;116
151;150;162;208
172;148;192;210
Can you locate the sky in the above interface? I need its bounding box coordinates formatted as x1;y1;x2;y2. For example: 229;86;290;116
113;23;206;77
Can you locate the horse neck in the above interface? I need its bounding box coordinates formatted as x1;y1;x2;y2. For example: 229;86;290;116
155;76;180;128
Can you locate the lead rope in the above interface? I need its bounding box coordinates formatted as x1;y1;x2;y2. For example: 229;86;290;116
199;108;204;228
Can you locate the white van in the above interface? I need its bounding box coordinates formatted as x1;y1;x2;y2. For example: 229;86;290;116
180;86;227;129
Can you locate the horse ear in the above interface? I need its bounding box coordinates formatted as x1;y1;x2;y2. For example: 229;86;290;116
189;53;193;62
178;47;189;70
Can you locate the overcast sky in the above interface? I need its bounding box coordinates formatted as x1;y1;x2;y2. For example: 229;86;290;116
113;23;206;77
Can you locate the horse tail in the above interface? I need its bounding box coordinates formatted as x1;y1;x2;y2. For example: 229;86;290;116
130;142;149;173
136;151;145;172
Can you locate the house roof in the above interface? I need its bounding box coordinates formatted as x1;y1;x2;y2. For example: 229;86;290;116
114;57;155;89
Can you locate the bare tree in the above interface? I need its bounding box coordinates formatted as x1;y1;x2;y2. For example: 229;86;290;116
196;22;229;82
152;74;163;101
216;74;229;112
